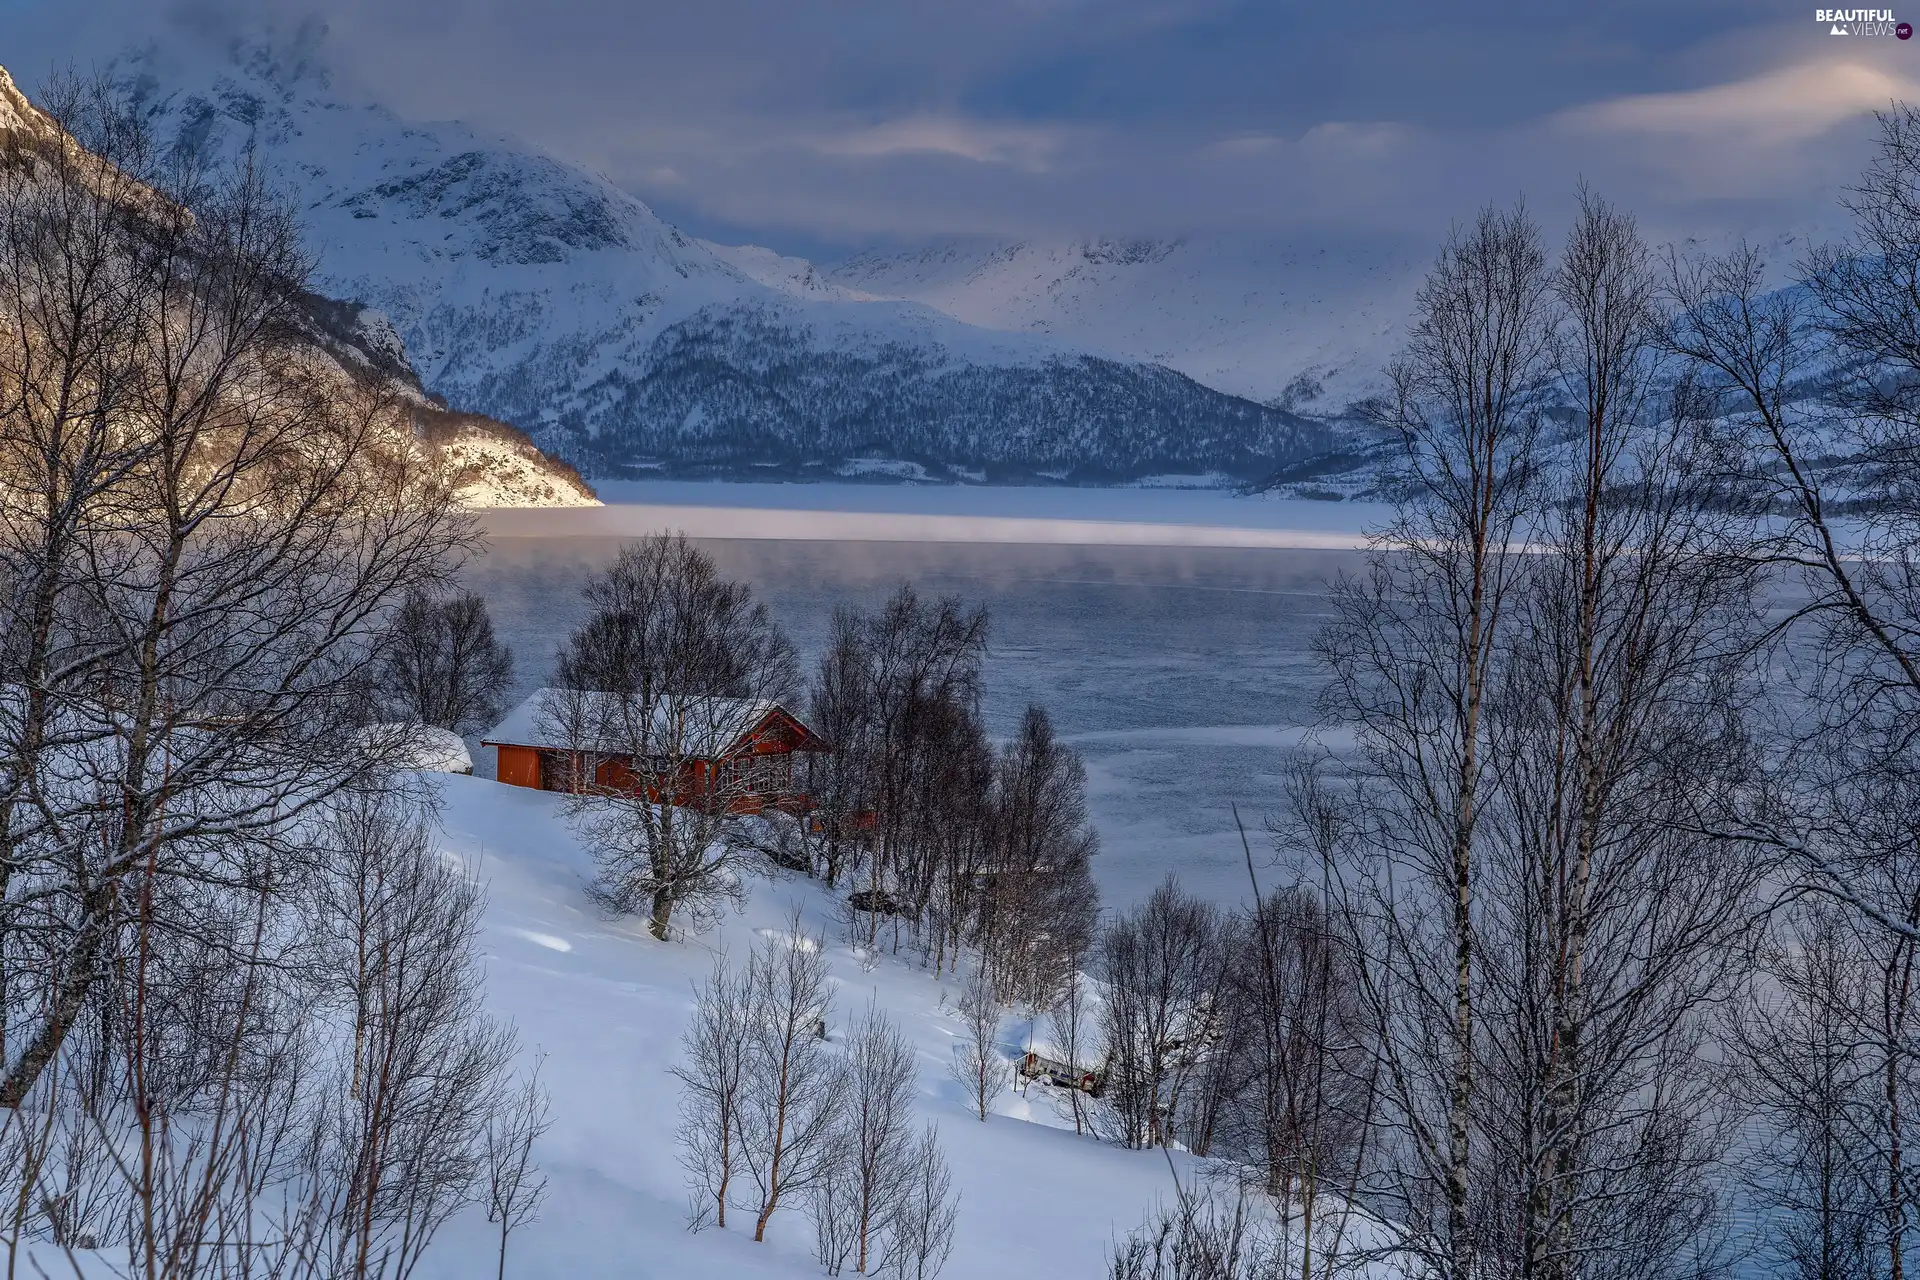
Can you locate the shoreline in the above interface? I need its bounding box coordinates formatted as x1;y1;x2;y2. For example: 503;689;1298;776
482;481;1390;548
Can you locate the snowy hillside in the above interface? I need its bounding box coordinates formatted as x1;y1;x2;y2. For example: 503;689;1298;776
422;774;1188;1278
700;240;879;304
86;771;1381;1280
828;236;1424;410
107;30;1326;484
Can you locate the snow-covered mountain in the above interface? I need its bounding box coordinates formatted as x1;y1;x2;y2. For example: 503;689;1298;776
292;293;600;508
1;59;595;510
109;29;1327;484
828;236;1425;411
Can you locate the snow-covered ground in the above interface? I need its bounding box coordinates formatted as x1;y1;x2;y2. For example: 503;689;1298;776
14;771;1376;1279
483;482;1392;549
376;774;1263;1279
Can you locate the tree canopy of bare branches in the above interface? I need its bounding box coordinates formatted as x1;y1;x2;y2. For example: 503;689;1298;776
548;532;799;939
1299;194;1763;1280
1314;201;1554;1280
0;72;470;1118
365;588;515;735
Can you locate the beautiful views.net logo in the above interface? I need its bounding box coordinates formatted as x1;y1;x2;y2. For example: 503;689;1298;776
1817;7;1913;35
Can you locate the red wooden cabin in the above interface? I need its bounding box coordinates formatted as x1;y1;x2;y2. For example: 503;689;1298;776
482;689;830;814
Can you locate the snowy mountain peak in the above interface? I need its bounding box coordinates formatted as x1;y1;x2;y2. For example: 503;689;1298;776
113;34;732;283
0;55;596;509
697;240;878;303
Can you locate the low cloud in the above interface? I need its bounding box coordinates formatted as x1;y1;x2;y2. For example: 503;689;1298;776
809;115;1069;171
1544;59;1911;204
1562;60;1918;144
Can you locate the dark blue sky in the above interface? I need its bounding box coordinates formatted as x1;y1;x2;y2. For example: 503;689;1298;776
4;0;1908;252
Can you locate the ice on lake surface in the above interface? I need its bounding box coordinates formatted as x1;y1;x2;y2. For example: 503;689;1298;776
464;535;1364;911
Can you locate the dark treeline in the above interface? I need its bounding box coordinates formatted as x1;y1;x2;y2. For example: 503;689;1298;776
800;585;1099;1005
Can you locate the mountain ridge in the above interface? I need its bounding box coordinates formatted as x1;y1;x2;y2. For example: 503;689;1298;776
824;234;1423;410
106;26;1332;485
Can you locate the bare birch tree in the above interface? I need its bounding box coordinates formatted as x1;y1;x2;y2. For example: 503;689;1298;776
1316;200;1553;1279
977;706;1100;1010
1099;876;1227;1151
674;953;753;1231
1206;872;1371;1261
1046;961;1096;1136
307;796;518;1280
549;533;799;940
740;909;838;1243
369;588;515;734
0;71;468;1113
950;963;1006;1124
813;1002;918;1275
1664;111;1920;942
486;1057;553;1280
1465;189;1760;1280
813;587;987;952
804;605;879;888
886;1124;958;1280
1730;903;1892;1280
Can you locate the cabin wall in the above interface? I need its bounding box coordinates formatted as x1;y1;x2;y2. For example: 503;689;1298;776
492;736;814;813
495;745;542;789
595;756;635;792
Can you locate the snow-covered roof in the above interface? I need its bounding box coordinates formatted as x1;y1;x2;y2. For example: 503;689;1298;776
481;688;820;758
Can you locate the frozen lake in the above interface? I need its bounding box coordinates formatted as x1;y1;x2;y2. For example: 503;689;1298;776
466;493;1376;912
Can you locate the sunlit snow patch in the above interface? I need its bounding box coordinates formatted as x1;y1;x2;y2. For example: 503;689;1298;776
508;927;574;953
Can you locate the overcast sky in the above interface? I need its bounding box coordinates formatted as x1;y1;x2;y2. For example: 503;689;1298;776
3;0;1913;255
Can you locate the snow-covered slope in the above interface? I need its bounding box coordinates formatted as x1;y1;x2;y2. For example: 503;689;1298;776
828;235;1425;410
108;29;1325;483
0;64;57;143
292;297;600;509
425;774;1197;1278
168;771;1392;1280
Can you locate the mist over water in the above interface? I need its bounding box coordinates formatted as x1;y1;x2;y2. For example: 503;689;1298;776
462;536;1361;910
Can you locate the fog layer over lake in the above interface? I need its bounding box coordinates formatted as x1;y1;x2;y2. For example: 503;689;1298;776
464;537;1360;911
